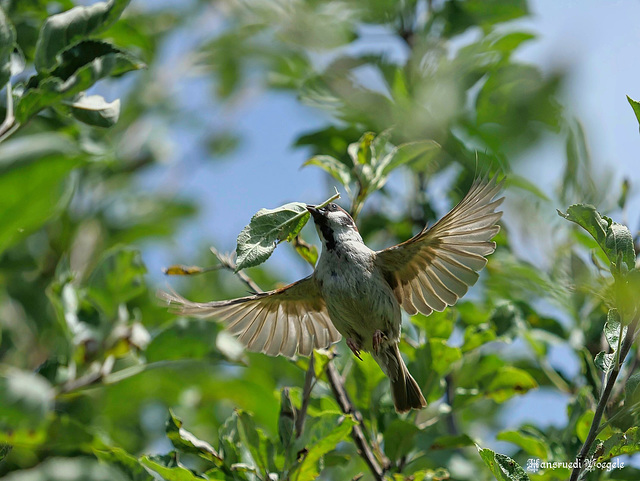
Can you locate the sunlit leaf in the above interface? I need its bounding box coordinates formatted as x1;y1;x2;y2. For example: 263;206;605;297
303;154;352;193
166;410;221;463
65;94;120;128
496;430;549;459
558;204;635;271
139;453;202;481
627;95;640;130
597;427;640;462
235;202;309;271
477;446;530;481
17;41;143;123
485;366;538;403
35;0;131;72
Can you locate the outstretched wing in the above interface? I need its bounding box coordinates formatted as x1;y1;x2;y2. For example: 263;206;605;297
158;276;341;358
375;175;504;316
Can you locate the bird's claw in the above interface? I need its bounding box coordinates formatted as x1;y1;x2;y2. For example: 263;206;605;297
373;330;388;354
346;338;363;361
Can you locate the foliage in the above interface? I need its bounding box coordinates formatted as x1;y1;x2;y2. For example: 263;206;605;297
0;1;639;481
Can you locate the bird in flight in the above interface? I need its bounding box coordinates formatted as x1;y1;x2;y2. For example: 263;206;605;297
160;176;503;412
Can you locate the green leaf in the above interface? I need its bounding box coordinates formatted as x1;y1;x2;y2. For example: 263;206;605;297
430;434;475;450
594;351;614;373
496;430;549;459
597;426;640;462
383;419;420;460
625;372;640;406
379;140;440;177
236;410;274;476
347;131;375;165
17;41;143;123
293;236;318;267
34;0;131;72
557;204;636;271
1;457;130;481
462;324;497;352
303;155;352;193
0;368;54;431
65;94;120;128
87;246;147;317
292;415;356;481
485;366;538;403
604;308;626;351
429;338;462;375
0;135;80;255
627;95;640;130
0;6;16;87
94;447;154;481
477;446;530;481
278;388;296;449
235;202;309;271
166;410;222;463
139;454;202;481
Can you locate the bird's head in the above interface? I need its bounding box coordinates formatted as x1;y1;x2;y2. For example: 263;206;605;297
306;203;362;251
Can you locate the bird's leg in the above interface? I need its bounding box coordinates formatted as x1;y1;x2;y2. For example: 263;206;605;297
372;330;388;354
346;338;363;361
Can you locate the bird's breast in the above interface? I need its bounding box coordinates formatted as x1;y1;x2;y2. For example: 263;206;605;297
315;250;400;346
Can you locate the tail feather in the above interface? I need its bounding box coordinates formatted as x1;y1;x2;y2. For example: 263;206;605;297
374;343;426;413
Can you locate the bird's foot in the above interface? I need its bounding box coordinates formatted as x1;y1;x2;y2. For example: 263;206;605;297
372;330;388;354
346;338;363;361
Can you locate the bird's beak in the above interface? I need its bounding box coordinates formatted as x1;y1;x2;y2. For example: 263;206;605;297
306;205;321;219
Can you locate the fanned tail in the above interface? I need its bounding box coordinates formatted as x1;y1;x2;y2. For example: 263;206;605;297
373;343;426;413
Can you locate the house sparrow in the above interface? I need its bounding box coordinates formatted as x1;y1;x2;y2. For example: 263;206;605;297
160;176;503;412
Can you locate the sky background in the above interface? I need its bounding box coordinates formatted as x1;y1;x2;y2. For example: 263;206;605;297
123;0;640;462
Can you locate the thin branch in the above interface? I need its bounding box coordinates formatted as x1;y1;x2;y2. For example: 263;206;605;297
570;316;639;481
325;361;389;481
210;246;262;294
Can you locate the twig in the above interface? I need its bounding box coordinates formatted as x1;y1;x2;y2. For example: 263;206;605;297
570;316;639;481
325;361;389;481
210;246;261;294
295;352;315;438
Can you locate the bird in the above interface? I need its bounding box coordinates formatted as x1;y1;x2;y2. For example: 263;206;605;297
159;175;503;413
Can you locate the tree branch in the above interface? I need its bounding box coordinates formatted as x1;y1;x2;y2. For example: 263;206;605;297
325;360;389;481
570;316;639;481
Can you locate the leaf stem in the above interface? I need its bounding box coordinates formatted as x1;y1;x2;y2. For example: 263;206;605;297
0;82;19;143
569;316;638;481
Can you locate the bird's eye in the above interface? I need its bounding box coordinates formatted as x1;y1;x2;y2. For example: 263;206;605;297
326;203;337;211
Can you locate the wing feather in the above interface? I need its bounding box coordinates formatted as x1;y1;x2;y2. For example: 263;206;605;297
376;175;503;315
158;276;340;358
